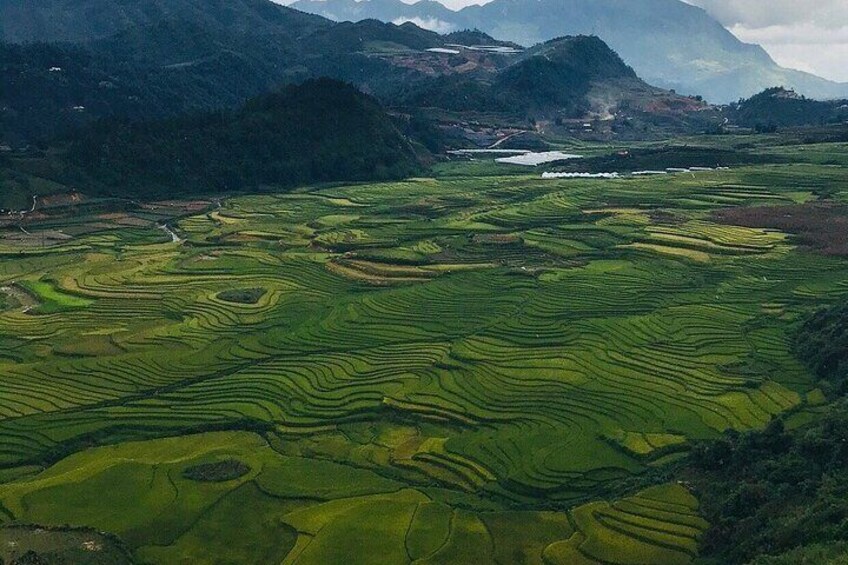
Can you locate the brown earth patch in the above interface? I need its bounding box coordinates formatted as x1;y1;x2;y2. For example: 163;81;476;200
472;233;521;245
713;203;848;256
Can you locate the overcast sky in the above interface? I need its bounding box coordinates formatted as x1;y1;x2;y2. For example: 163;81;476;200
349;0;848;82
684;0;848;82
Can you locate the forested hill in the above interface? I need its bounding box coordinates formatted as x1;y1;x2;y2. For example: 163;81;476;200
65;79;422;199
0;0;330;43
399;35;704;125
687;300;848;563
496;35;638;113
291;0;848;103
728;88;848;131
1;0;717;146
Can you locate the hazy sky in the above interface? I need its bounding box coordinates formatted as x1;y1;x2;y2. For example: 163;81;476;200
685;0;848;82
295;0;848;82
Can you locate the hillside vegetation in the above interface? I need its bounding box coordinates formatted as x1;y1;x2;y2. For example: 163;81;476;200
728;88;848;131
65;79;422;198
688;300;848;564
796;303;848;394
0;0;330;42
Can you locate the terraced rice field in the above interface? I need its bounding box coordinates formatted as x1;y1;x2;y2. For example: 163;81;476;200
0;162;846;563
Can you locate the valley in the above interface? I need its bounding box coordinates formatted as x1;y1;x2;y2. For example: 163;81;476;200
0;137;846;563
2;0;848;562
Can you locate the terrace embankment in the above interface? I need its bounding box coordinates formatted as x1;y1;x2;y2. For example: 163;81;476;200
0;159;845;564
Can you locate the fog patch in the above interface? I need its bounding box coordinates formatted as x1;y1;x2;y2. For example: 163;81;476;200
393;17;455;34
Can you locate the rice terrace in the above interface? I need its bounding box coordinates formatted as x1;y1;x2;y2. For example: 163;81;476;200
4;0;848;561
1;136;848;563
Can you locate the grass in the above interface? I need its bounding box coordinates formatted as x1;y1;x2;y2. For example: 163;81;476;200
17;278;93;314
0;143;846;563
542;485;707;565
0;431;705;564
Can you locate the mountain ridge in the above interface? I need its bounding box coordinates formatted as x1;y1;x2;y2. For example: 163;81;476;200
290;0;848;103
1;0;330;43
65;78;422;198
0;0;715;146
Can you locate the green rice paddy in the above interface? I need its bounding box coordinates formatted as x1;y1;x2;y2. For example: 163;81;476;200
1;159;846;563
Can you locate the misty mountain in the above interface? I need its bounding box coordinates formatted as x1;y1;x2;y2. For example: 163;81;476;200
290;0;457;32
0;0;330;43
0;0;712;146
398;34;711;140
291;0;848;103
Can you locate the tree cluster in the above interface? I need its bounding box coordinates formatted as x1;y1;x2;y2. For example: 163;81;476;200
690;301;848;564
65;79;422;199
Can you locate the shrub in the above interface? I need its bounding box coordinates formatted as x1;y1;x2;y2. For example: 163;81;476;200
182;459;251;482
217;288;266;305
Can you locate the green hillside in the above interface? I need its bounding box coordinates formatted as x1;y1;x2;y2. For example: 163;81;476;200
65;79;422;199
0;0;330;43
728;88;848;131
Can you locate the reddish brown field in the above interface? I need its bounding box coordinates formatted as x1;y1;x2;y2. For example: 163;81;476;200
714;203;848;257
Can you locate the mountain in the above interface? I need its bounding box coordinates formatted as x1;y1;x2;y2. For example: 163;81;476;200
401;36;636;114
1;25;312;145
399;35;710;135
727;87;848;131
64;79;422;199
1;33;301;144
291;0;848;103
498;36;639;112
0;0;712;147
0;0;330;43
290;0;458;31
0;2;457;143
1;43;144;145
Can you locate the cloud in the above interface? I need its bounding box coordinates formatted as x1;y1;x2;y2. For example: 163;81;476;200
282;0;848;82
684;0;848;29
729;23;848;81
685;1;848;82
392;16;455;34
729;23;848;46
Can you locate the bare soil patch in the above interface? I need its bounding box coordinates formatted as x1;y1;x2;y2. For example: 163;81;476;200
714;203;848;256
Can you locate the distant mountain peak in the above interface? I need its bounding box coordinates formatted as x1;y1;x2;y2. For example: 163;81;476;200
530;35;635;72
290;0;848;102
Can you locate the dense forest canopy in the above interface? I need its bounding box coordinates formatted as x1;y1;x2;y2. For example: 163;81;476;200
65;79;422;199
729;88;848;131
689;300;848;564
795;302;848;394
